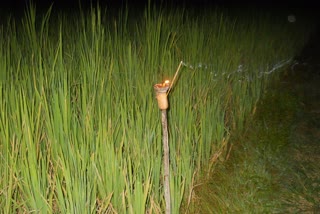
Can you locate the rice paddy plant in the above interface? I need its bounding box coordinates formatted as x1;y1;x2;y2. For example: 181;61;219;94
0;3;314;213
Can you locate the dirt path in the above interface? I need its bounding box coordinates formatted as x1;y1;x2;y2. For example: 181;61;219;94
278;39;320;212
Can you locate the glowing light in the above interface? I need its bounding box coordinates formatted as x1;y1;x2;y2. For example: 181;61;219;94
163;80;170;87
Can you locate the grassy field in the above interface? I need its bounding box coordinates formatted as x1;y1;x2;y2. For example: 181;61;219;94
0;3;316;213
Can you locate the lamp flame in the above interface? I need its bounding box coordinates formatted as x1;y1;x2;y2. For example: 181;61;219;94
163;80;170;87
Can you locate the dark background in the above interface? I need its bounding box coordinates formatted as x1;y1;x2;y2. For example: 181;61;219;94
1;0;319;11
0;0;319;33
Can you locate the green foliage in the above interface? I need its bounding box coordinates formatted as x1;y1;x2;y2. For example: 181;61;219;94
0;3;314;213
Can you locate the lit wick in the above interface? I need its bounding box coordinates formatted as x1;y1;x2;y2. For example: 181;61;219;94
163;80;170;87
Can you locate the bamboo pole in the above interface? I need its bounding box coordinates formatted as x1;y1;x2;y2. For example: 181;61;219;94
161;109;170;214
154;81;171;214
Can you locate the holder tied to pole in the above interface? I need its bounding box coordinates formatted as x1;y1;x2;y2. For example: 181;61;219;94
154;81;170;110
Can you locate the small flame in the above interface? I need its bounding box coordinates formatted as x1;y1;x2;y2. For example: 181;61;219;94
163;80;170;86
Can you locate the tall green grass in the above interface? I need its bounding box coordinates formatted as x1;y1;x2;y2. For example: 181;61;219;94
0;4;314;213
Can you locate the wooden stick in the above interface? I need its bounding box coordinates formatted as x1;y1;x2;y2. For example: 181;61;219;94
167;61;183;96
161;109;171;214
